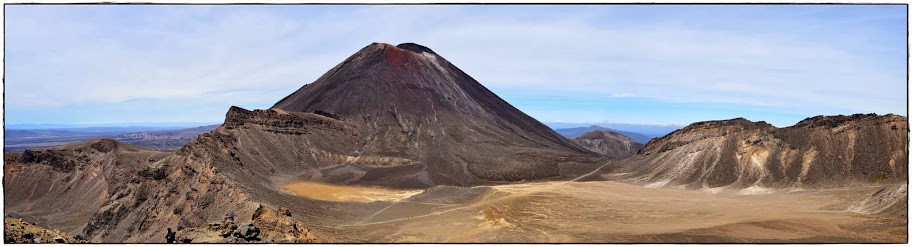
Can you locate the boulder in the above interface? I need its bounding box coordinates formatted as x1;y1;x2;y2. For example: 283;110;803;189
233;223;260;241
208;222;220;230
278;207;292;217
219;224;236;238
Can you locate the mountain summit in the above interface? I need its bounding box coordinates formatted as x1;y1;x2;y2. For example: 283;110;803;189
273;42;583;155
259;42;595;187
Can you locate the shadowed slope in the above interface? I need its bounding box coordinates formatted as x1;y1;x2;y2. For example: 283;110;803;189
4;139;170;237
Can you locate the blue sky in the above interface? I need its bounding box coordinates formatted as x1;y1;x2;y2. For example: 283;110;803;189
5;5;907;127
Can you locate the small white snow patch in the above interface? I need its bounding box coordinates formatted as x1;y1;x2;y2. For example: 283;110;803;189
421;52;449;75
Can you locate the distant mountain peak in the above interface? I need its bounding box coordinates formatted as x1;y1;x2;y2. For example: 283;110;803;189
577;129;635;142
571;129;644;159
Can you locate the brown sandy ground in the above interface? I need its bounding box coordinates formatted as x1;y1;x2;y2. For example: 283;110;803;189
285;179;906;243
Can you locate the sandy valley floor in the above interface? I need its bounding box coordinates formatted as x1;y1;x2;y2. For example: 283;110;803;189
282;179;906;243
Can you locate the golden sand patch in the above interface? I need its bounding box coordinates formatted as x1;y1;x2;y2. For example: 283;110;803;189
282;181;423;202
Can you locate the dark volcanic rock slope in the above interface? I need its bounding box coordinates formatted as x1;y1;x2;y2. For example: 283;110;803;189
6;137;331;243
265;42;595;187
617;114;908;191
571;130;645;159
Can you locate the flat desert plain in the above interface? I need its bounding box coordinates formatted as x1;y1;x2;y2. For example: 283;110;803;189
281;178;906;243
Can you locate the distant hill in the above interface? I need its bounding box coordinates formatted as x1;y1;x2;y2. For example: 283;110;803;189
571;130;645;159
4;124;220;151
7;122;218;130
112;124;221;151
548;122;683;142
555;125;652;143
